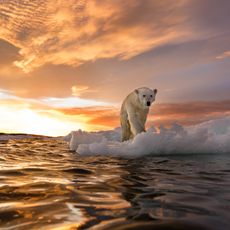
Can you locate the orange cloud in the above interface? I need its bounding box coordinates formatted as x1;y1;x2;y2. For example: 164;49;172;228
60;106;120;131
216;50;230;59
0;93;229;135
0;104;84;136
0;0;193;72
58;100;230;130
0;90;114;135
148;100;230;126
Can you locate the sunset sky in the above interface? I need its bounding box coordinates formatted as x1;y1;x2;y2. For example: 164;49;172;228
0;0;229;136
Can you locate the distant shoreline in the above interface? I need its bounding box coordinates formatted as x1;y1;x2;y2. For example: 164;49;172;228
0;133;56;140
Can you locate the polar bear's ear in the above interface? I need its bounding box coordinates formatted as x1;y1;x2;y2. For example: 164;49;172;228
135;89;139;95
153;89;158;95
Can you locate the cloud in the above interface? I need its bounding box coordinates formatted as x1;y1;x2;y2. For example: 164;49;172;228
216;50;230;59
0;105;84;136
0;87;229;133
0;89;112;111
0;0;204;72
59;100;230;129
0;89;111;134
40;96;111;108
59;106;119;130
71;85;98;97
71;85;89;96
0;39;19;66
149;100;230;126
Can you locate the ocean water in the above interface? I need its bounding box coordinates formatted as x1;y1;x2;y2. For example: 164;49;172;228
0;138;229;230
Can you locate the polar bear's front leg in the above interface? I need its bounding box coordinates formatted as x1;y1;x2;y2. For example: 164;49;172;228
128;113;145;137
121;119;132;142
120;111;132;141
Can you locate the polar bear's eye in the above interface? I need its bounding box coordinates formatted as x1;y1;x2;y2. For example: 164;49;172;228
150;95;153;97
143;95;146;97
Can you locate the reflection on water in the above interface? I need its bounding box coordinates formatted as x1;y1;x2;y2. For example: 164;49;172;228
0;139;230;229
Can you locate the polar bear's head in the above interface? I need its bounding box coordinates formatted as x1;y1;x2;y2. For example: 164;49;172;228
135;87;157;109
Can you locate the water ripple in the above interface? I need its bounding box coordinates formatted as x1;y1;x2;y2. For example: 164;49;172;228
0;139;229;229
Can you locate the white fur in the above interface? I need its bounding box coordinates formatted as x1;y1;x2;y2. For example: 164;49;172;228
120;87;157;141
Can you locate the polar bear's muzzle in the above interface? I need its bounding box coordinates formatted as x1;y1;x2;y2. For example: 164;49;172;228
147;101;151;106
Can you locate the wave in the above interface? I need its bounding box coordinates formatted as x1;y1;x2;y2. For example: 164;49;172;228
66;116;230;158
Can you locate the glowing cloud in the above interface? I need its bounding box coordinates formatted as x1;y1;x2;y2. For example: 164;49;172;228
71;85;89;96
40;97;111;108
0;89;114;135
0;106;84;136
0;0;193;72
216;50;230;59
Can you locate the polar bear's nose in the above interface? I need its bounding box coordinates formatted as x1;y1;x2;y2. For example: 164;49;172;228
147;101;151;106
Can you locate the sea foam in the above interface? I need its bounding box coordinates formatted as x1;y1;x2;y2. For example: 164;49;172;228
66;116;230;158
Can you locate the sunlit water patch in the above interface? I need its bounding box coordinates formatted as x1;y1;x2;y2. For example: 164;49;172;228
0;138;230;229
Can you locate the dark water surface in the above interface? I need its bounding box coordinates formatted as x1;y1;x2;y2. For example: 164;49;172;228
0;139;229;229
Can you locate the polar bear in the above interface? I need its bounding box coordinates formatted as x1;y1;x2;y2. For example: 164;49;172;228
120;87;157;142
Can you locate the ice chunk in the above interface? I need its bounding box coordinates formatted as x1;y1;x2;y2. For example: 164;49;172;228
65;116;230;157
